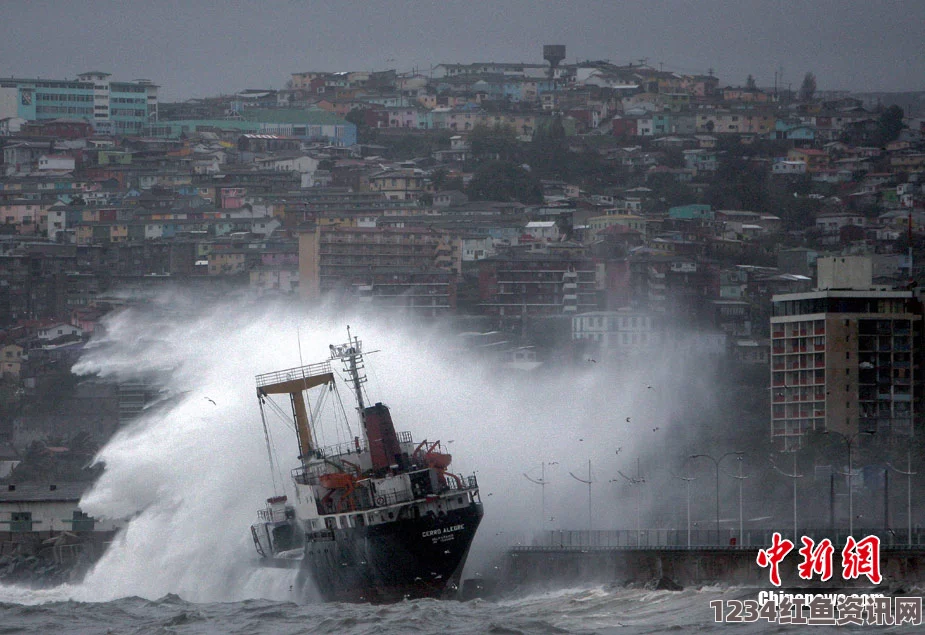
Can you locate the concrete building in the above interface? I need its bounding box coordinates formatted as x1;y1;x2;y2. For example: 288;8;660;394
0;72;157;135
0;482;122;539
477;253;598;317
298;224;461;304
571;310;660;352
770;257;923;449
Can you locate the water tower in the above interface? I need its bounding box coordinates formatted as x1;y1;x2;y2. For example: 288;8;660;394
543;44;566;79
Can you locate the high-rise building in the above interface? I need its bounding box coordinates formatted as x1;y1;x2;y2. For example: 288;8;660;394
0;71;157;135
770;257;922;449
298;224;461;315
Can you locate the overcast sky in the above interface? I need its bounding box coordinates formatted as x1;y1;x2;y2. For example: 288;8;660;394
1;0;922;101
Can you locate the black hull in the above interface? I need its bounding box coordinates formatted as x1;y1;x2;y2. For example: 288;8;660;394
295;502;483;603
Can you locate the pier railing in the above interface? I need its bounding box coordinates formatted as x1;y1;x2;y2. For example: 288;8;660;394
521;527;925;550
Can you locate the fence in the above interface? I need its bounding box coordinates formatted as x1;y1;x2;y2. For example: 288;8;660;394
525;527;925;549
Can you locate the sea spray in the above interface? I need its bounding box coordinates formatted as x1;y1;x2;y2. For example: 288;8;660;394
3;291;714;604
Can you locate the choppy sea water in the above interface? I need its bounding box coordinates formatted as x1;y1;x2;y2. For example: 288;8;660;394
0;585;921;634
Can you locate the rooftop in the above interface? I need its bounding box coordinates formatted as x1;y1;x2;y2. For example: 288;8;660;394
0;482;89;503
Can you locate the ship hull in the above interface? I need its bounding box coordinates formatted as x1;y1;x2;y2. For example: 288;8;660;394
296;502;484;603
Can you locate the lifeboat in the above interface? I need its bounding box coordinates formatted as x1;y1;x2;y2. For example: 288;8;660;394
413;440;453;470
320;472;356;489
425;452;452;470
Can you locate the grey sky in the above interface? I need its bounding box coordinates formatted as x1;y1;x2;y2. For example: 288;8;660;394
1;0;922;101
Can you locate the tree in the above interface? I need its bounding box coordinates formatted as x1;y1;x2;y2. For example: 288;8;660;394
746;74;757;90
469;123;519;162
344;108;366;129
876;104;905;146
465;160;543;204
528;115;569;177
798;72;817;102
430;167;449;191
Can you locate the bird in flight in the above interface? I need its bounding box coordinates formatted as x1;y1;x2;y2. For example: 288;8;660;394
204;397;216;405
652;427;660;432
625;417;631;423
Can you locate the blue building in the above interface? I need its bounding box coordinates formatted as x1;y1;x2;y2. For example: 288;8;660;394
148;109;356;147
0;71;158;135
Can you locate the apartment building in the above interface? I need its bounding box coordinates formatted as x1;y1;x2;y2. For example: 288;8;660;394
0;72;157;135
477;253;598;317
770;257;922;449
298;224;462;304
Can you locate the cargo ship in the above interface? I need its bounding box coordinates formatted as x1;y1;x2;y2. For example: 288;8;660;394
249;330;483;602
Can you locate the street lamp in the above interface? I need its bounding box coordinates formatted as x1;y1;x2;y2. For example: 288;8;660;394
826;430;875;538
616;457;645;547
673;473;697;548
690;451;744;544
569;460;594;531
723;455;749;547
523;462;550;527
887;448;916;548
769;448;803;542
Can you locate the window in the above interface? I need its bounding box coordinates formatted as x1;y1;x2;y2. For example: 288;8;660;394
71;510;95;531
10;511;32;532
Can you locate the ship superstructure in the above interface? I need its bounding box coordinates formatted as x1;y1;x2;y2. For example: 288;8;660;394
250;331;483;602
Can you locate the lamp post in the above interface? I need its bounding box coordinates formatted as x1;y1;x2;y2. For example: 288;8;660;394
769;449;803;542
523;462;550;527
726;456;749;547
616;458;645;547
569;460;594;531
673;474;697;548
690;451;744;544
887;448;916;548
826;430;875;538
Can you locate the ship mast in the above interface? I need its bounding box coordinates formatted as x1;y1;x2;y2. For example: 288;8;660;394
345;327;365;411
329;326;370;442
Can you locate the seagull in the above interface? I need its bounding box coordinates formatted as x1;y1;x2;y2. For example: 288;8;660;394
486;493;493;496
444;549;451;554
625;417;631;423
204;397;216;405
646;385;654;390
652;427;660;432
549;462;559;465
616;447;623;455
579;438;584;442
549;516;556;522
587;358;597;363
